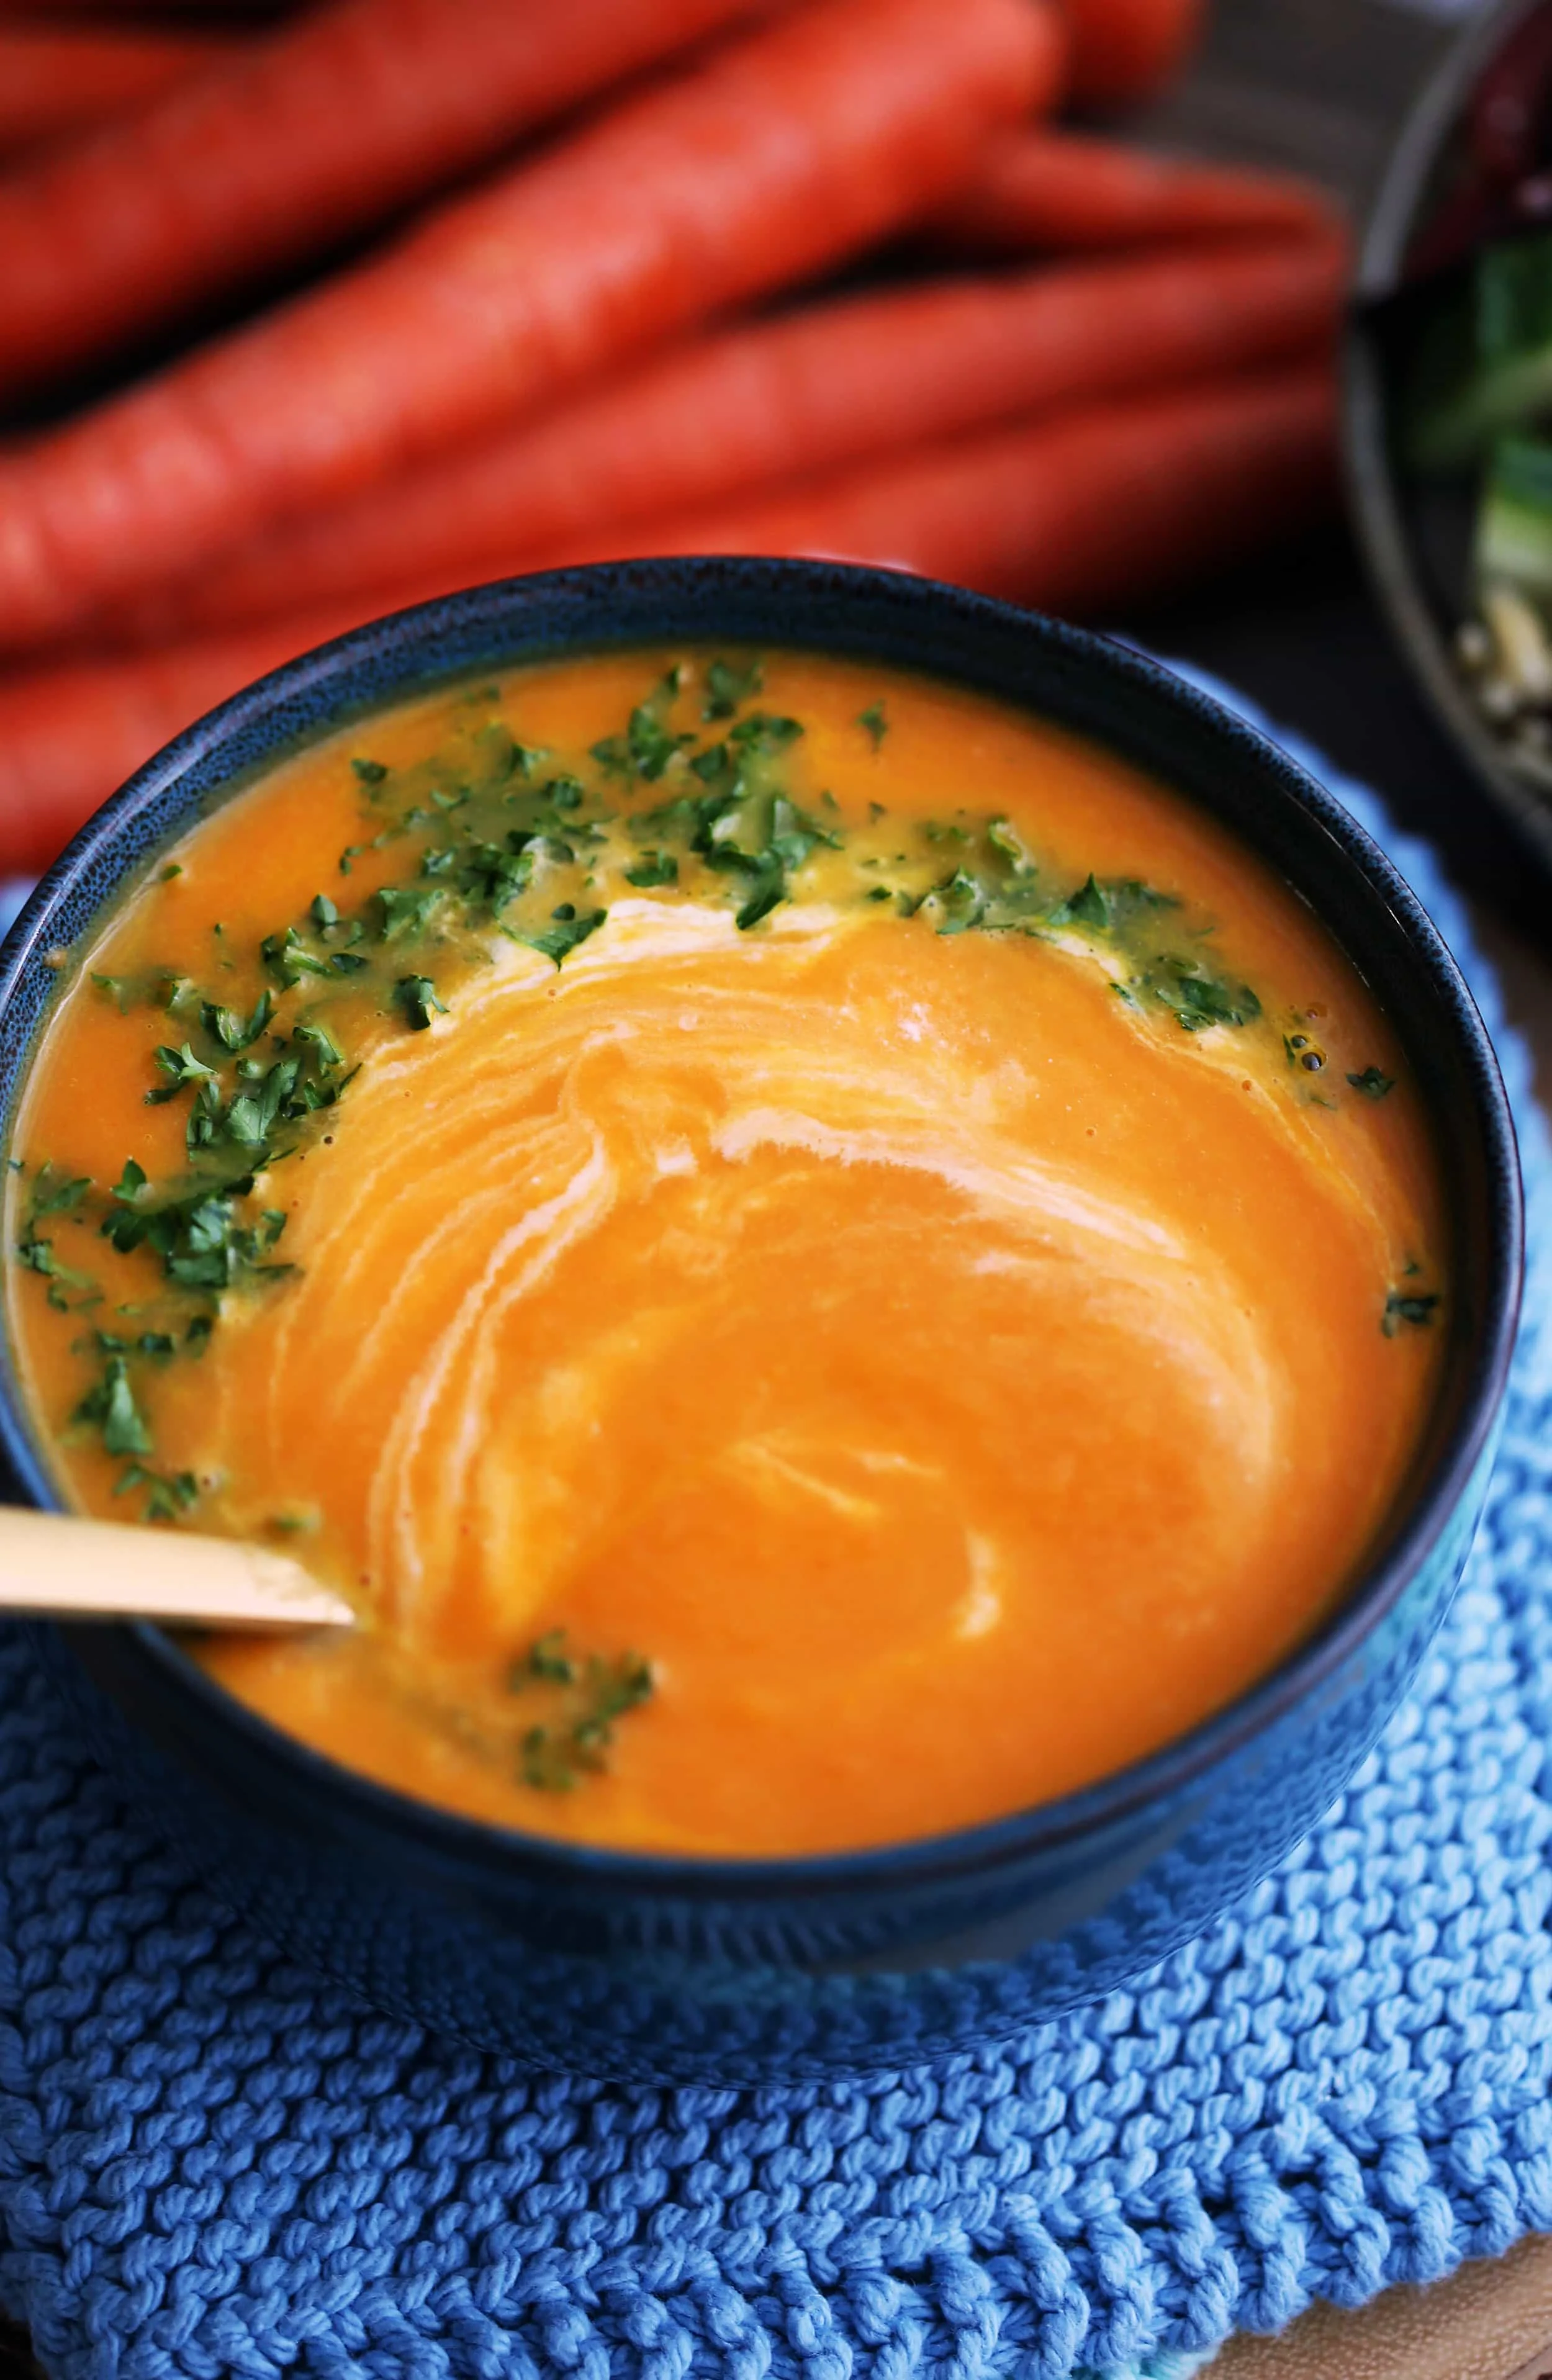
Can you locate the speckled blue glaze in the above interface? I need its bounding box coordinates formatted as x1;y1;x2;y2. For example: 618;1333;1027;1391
0;561;1523;2083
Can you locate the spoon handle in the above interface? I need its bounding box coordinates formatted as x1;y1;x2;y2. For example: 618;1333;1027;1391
0;1505;354;1630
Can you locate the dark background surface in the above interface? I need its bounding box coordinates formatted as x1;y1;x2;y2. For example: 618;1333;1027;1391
1119;0;1546;929
1120;518;1543;916
0;4;1508;2374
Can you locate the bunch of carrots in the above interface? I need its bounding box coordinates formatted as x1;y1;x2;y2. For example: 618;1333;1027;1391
0;0;1348;879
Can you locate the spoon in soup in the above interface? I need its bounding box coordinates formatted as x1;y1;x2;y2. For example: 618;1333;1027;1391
0;1505;354;1630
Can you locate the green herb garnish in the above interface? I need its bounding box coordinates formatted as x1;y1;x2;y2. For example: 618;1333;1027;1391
1148;963;1260;1033
114;1463;197;1523
73;1356;152;1457
517;909;607;967
623;852;679;888
202;990;273;1052
394;975;447;1031
261;925;333;985
102;1164;289;1295
703;657;763;720
1052;873;1110;931
145;1042;219;1104
90;1328;175;1359
592;668;691;782
523;1628;575;1684
377;885;442;942
14;1165;99;1310
509;1628;654;1790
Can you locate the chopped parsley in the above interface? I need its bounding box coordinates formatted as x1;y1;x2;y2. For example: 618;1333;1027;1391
88;1328;175;1359
72;1356;152;1458
858;701;888;749
703;657;764;719
202;991;273;1052
14;1165;99;1310
1384;1289;1440;1335
27;1166;91;1218
394;975;446;1031
1149;962;1261;1034
508;1628;654;1790
115;1463;198;1523
623;852;679;888
102;1160;289;1295
517;908;607;967
592;667;692;782
377;885;442;942
145;1041;218;1103
1348;1065;1395;1099
261;924;334;985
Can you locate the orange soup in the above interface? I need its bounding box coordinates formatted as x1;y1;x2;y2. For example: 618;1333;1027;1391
2;648;1446;1855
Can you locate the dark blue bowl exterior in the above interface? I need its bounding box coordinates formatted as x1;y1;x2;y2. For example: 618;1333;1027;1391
0;560;1522;2083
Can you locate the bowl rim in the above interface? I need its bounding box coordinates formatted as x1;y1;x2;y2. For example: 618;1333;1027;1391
1344;0;1552;878
0;556;1524;1903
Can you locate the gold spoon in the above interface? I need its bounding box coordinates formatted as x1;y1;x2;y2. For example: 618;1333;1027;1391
0;1505;354;1630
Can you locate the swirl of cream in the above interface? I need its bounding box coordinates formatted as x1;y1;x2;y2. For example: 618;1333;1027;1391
248;900;1285;1656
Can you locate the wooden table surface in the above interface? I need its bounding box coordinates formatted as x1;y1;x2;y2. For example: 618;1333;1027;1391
8;4;1552;2375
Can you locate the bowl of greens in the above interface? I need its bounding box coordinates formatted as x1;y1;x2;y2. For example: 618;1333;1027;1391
1348;0;1552;870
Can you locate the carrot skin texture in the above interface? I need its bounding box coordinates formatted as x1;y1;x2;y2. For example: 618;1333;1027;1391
0;3;282;13
1062;0;1204;102
0;0;784;396
0;366;1334;877
0;26;235;161
471;364;1340;609
0;603;381;878
107;236;1347;642
0;0;1058;654
930;128;1345;253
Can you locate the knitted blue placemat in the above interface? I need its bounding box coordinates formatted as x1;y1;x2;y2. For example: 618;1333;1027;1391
2;676;1551;2380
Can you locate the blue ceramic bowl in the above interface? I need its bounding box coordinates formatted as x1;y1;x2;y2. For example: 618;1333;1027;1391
0;560;1523;2083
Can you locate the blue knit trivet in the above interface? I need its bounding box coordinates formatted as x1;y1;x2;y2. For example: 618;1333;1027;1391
2;678;1550;2380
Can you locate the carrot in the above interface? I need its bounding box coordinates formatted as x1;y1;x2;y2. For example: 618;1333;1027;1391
0;24;236;162
1060;0;1204;103
0;0;1058;654
0;4;283;13
0;365;1335;875
0;0;786;397
930;129;1345;254
482;363;1338;609
0;600;378;880
107;235;1346;644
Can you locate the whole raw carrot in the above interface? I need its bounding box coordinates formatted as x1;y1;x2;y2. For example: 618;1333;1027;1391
110;235;1345;643
931;129;1344;253
0;601;376;878
0;366;1335;875
1062;0;1203;102
0;0;1057;654
0;24;235;162
0;0;783;397
0;3;281;12
499;364;1338;608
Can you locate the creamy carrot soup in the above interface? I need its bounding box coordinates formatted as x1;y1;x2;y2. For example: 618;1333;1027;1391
3;649;1445;1855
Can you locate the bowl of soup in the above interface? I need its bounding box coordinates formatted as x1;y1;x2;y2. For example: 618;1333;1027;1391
0;559;1521;2081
